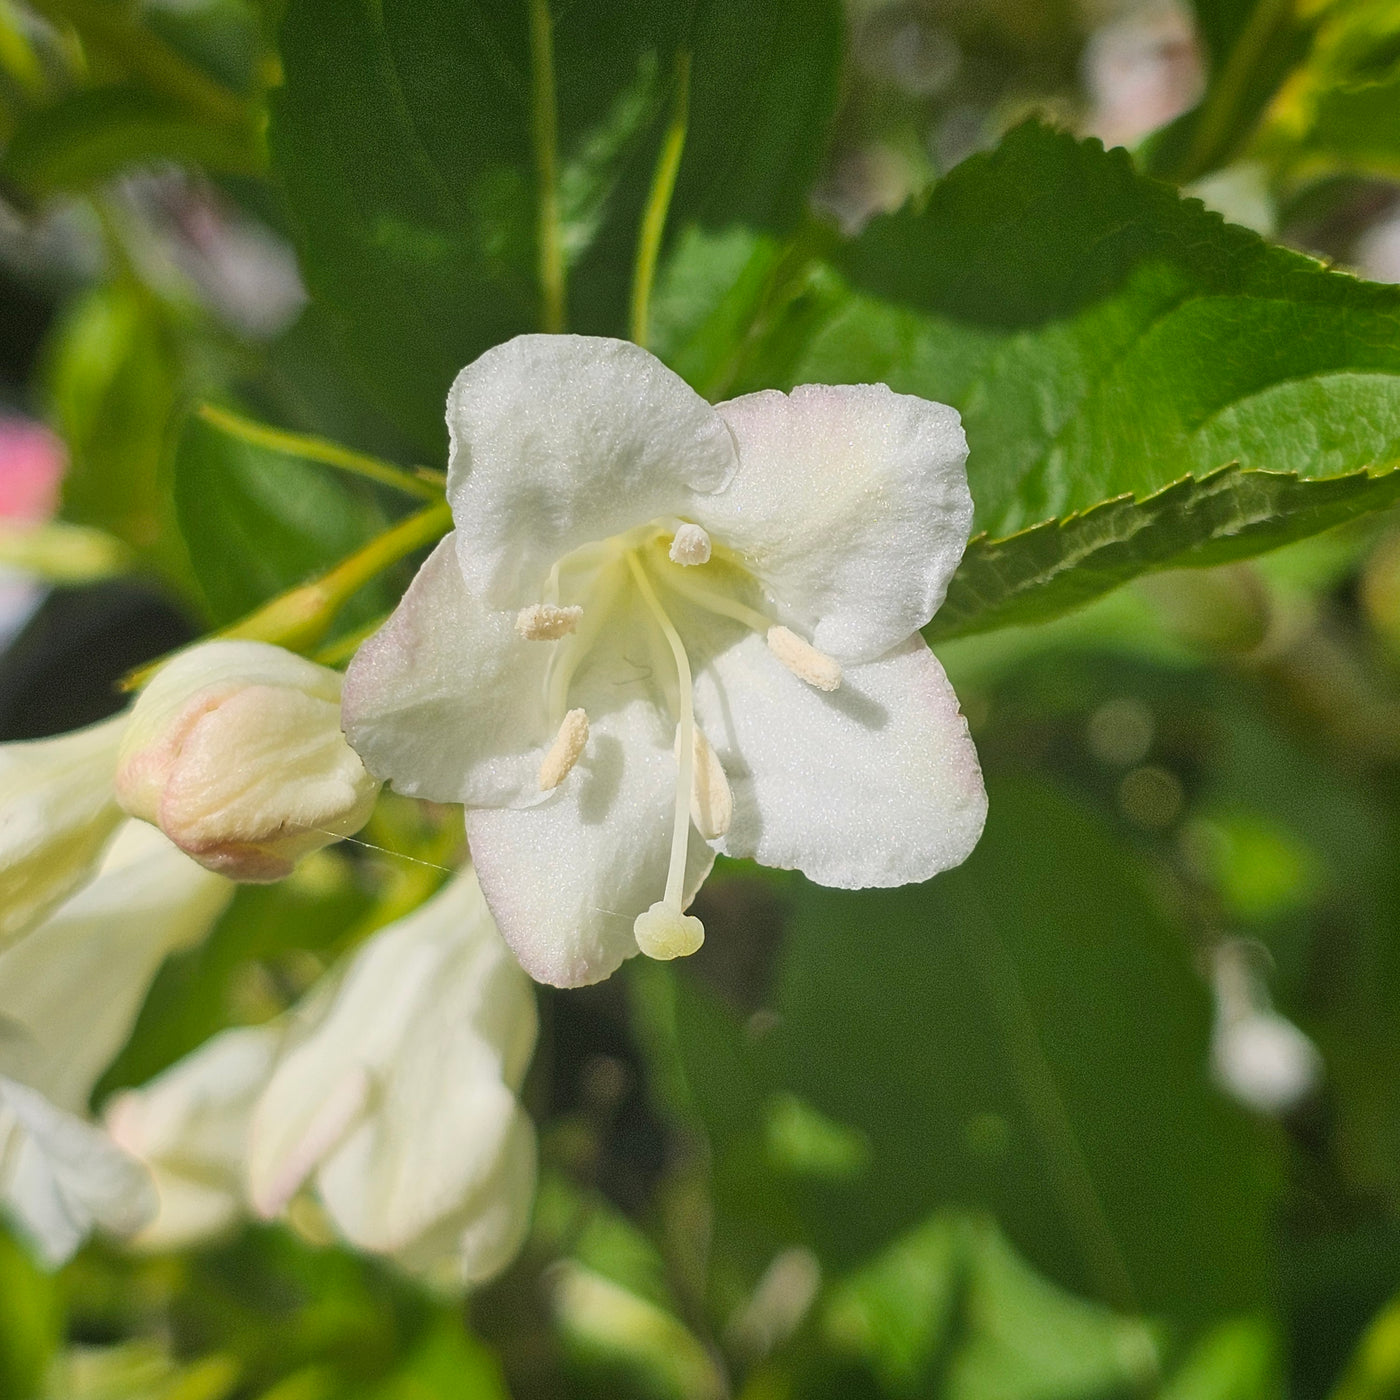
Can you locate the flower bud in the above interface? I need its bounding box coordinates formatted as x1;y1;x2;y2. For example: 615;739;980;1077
0;713;126;948
116;640;379;881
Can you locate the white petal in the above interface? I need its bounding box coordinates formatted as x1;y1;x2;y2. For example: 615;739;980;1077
343;537;551;808
703;384;971;663
447;335;737;606
0;714;126;948
390;1106;537;1289
0;1077;155;1266
693;633;986;887
466;696;715;988
0;822;233;1113
104;1023;281;1250
249;872;537;1253
317;1067;518;1256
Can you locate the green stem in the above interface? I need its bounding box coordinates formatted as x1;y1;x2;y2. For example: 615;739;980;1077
528;0;566;333
196;404;444;501
222;499;452;647
122;501;452;689
630;50;691;349
27;0;253;130
1175;0;1296;183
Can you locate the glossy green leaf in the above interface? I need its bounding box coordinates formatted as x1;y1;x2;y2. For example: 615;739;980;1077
734;124;1400;632
927;464;1400;641
172;408;389;625
269;0;841;449
3;84;262;195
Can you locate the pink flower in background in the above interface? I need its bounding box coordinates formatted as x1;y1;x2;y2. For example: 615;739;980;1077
0;418;63;524
0;417;66;650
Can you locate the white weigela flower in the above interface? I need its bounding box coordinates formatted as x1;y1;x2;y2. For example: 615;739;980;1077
105;1023;283;1250
344;334;987;987
247;869;538;1289
0;820;234;1263
0;713;126;947
116;640;380;881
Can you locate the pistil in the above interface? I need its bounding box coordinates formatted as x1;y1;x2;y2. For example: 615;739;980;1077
625;551;704;960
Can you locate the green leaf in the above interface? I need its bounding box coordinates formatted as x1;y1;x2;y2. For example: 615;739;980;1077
0;1226;60;1400
770;777;1281;1327
4;84;262;195
1252;2;1400;183
1159;1317;1282;1400
44;282;199;599
736;124;1400;630
927;463;1400;641
269;0;841;450
1144;0;1318;182
362;1321;509;1400
823;1212;1158;1400
172;408;390;626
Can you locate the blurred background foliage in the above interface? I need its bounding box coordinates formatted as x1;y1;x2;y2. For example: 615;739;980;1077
5;0;1400;1397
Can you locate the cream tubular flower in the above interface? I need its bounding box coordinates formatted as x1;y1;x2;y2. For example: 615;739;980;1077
0;821;234;1263
344;334;987;987
247;869;538;1288
105;1023;282;1250
116;640;380;881
0;712;126;948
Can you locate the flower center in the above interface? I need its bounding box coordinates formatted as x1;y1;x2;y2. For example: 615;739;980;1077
516;520;842;962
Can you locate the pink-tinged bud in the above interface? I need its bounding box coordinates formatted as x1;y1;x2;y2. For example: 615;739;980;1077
115;641;379;881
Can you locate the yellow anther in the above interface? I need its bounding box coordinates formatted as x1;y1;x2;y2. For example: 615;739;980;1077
766;626;842;692
538;708;589;790
669;523;712;566
517;603;583;640
677;724;732;839
634;901;705;960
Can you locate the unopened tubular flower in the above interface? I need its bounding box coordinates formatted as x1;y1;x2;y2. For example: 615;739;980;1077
0;713;126;948
116;640;380;881
106;1024;282;1250
247;869;537;1289
344;334;987;987
0;821;233;1264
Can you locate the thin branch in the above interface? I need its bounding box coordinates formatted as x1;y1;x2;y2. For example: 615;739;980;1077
528;0;566;332
196;403;444;501
630;50;692;349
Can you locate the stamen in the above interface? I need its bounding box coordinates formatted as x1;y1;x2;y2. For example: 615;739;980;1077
654;561;843;692
539;708;589;790
656;565;774;633
625;551;705;955
517;602;583;640
253;1065;371;1218
634;901;704;960
677;724;732;839
669;523;712;566
767;626;842;692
